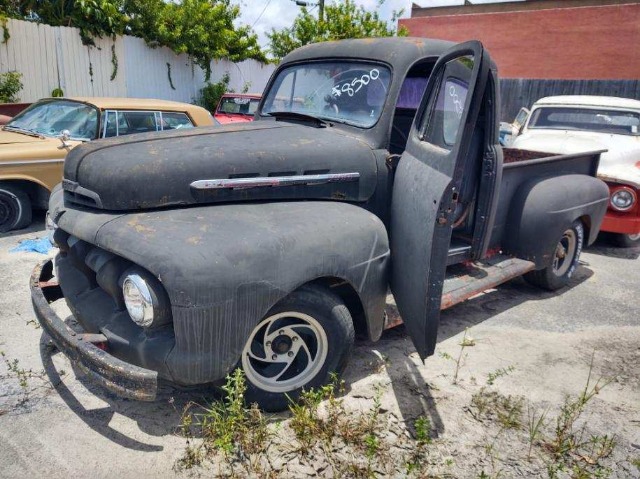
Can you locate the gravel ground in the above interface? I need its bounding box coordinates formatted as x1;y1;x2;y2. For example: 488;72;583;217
0;213;638;478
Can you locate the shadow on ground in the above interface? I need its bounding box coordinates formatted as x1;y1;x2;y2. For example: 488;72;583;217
346;263;595;438
586;233;640;260
40;334;222;451
37;253;604;450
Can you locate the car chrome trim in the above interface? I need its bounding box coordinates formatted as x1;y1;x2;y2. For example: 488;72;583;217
30;260;158;401
609;186;637;212
0;158;65;166
190;172;360;190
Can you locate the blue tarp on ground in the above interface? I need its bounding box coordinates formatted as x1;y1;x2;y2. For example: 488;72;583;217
10;237;53;255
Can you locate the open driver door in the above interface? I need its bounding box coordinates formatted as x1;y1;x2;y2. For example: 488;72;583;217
390;41;492;359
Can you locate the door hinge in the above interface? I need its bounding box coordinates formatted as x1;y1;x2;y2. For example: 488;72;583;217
386;154;401;171
484;151;495;172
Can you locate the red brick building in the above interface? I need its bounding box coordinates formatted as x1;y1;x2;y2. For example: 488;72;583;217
400;0;640;80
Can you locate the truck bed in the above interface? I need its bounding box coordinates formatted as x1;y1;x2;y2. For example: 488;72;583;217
489;148;604;250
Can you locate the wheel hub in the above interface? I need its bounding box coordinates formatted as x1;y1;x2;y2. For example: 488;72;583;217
552;229;577;277
271;335;293;354
556;244;567;259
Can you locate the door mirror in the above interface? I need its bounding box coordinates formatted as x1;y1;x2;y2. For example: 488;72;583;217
58;129;71;148
513;107;530;131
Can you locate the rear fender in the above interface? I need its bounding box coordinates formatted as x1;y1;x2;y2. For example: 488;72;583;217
502;174;608;269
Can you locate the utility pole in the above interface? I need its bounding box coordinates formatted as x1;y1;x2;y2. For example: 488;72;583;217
292;0;325;21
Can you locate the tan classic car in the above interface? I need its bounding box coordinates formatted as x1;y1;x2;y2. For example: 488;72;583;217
0;97;213;232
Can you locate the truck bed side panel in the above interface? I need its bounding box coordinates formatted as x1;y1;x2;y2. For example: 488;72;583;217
490;151;608;267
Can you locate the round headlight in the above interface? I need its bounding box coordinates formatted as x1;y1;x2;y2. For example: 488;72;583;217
123;274;154;327
610;187;636;212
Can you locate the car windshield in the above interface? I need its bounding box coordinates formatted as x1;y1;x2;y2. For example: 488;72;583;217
5;100;99;140
217;96;260;116
262;61;391;128
529;107;640;136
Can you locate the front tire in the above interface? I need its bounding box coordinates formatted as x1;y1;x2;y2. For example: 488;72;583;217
612;233;640;248
524;220;584;291
0;184;32;233
240;285;354;412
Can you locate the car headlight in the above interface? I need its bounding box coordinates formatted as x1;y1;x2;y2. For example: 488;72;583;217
610;187;636;212
121;269;172;328
123;274;154;327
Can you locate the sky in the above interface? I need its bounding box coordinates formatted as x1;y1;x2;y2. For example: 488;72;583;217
237;0;525;48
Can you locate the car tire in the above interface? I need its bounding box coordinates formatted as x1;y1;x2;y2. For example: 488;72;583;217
612;233;640;248
0;184;32;233
239;284;354;412
524;220;584;291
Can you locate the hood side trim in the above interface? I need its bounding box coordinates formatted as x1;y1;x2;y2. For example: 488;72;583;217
190;172;360;190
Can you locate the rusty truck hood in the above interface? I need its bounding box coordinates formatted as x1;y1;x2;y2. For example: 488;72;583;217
62;121;378;211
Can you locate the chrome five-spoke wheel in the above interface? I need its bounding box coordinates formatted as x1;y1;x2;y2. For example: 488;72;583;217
239;285;354;412
242;312;328;393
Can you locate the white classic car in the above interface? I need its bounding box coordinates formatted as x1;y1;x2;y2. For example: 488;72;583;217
511;95;640;247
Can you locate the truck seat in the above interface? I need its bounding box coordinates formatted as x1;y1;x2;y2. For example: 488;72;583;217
389;108;417;154
452;127;483;231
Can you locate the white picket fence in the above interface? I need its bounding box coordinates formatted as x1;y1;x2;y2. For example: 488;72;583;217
0;18;275;103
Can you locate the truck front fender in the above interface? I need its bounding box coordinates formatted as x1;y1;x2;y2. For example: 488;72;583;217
89;201;390;384
502;174;608;269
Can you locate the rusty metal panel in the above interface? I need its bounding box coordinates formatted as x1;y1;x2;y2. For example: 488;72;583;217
30;260;158;401
384;255;535;328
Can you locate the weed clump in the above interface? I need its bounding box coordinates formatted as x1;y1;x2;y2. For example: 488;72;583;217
178;371;441;477
543;358;616;478
0;351;51;411
177;369;270;475
469;387;524;430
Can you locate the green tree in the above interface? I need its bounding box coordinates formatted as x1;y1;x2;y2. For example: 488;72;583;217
0;71;23;103
133;0;266;80
268;0;408;61
0;0;266;71
198;72;231;112
4;0;128;44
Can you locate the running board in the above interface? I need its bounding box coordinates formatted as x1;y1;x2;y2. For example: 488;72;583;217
384;255;535;329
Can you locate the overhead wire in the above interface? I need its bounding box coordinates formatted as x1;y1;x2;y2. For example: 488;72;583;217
251;0;274;28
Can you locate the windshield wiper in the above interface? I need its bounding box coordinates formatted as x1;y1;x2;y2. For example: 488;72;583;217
267;111;331;128
2;125;45;138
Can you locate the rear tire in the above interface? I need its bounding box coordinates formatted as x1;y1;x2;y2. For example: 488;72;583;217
612;233;640;248
239;284;354;412
524;220;584;291
0;184;32;233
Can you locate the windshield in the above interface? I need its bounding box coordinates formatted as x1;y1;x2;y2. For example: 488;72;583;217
217;96;260;116
529;107;640;136
5;100;99;140
262;61;391;128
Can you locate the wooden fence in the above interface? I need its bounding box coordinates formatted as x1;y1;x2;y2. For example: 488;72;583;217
500;79;640;121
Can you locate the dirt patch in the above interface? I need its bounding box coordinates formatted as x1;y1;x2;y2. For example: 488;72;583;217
0;220;638;478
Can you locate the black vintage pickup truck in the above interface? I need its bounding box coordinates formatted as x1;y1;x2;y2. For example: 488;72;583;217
31;38;609;411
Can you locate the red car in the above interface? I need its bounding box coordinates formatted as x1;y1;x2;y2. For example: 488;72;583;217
213;93;261;125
